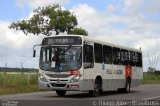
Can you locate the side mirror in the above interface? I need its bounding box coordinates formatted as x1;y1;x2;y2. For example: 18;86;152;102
33;50;36;57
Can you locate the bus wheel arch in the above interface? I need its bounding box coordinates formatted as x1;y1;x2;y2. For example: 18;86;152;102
89;75;102;97
96;76;103;91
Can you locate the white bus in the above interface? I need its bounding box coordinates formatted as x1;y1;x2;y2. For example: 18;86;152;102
33;35;143;97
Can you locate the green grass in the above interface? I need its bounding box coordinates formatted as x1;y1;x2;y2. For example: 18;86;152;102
143;72;160;84
0;72;41;95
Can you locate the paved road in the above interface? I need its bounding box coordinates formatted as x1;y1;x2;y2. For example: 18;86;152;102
0;84;160;106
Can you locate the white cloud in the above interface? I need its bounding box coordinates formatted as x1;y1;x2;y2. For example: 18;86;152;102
123;0;160;15
0;21;43;68
135;38;160;52
0;21;42;49
123;0;145;14
71;1;160;71
16;0;69;9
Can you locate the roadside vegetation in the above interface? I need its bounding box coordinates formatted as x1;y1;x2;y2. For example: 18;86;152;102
0;72;40;95
143;72;160;84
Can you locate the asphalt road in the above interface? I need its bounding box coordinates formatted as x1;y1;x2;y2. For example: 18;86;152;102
0;84;160;106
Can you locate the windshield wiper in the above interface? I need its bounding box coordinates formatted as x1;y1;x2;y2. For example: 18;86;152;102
64;44;72;53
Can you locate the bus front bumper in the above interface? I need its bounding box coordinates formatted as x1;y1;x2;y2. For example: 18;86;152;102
39;78;83;91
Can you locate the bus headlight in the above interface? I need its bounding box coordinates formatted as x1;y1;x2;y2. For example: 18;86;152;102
39;74;48;82
70;75;81;83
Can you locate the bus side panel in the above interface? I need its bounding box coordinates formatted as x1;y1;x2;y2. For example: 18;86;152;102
83;67;95;91
111;65;126;89
131;67;143;87
102;64;126;91
102;64;112;91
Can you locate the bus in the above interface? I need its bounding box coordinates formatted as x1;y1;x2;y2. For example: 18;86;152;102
33;35;143;97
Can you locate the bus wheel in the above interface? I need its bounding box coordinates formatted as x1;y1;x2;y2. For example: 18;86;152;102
89;79;101;97
56;90;66;96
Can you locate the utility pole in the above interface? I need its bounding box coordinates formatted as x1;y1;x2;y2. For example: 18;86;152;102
21;62;23;74
4;62;7;75
5;62;7;68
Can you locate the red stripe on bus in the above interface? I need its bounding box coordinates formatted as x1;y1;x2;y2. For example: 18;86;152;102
125;65;132;79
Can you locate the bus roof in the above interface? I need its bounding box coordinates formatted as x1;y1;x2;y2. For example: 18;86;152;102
83;36;142;53
43;34;142;53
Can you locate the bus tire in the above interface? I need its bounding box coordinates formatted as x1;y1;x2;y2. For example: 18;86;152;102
89;78;101;97
56;90;66;96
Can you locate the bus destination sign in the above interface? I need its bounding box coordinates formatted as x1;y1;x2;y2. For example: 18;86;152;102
42;36;82;45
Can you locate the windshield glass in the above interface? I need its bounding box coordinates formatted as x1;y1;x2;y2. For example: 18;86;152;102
40;46;82;72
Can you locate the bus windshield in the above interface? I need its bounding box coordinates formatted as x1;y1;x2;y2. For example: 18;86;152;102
40;46;82;72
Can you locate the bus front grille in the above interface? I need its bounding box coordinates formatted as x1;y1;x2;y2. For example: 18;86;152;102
49;79;68;82
50;83;66;87
46;74;70;78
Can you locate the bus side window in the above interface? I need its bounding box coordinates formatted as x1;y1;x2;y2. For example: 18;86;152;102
138;53;142;67
113;47;121;65
94;43;103;63
135;52;142;67
135;52;138;67
103;45;112;64
128;51;134;66
83;45;94;69
121;49;128;65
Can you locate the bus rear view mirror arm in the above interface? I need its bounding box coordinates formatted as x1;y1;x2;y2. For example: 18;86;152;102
33;50;36;57
33;44;41;58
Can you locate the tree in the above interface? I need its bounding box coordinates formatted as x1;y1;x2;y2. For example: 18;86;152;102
9;4;88;36
147;53;159;73
68;28;88;36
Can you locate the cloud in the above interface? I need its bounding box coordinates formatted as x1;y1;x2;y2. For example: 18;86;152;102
16;0;69;9
0;21;42;68
0;21;42;49
71;2;160;71
72;2;160;47
123;0;160;15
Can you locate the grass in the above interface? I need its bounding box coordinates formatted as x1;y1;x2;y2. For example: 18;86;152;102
143;72;160;84
0;72;41;95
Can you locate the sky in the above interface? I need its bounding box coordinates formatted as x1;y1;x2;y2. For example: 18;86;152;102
0;0;160;71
